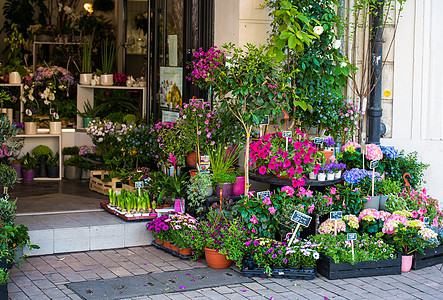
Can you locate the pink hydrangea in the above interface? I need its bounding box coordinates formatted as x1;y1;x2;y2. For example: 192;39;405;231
358;208;380;222
382;214;408;234
366;144;383;161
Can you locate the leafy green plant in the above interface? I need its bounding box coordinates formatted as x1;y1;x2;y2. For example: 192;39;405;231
77;101;97;118
21;153;37;170
82;39;93;73
0;164;17;189
165;172;189;200
46;152;59;167
207;144;239;176
0;198;16;225
384;150;429;189
31;145;53;158
63;156;81;167
0;268;9;284
212;173;236;185
62;146;79;156
105;112;125;124
375;179;401;196
187;172;212;214
101;39;115;74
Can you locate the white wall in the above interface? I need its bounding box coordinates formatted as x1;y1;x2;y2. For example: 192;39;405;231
389;0;443;202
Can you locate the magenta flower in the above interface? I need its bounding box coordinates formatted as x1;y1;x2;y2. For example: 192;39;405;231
268;206;277;215
250;215;258;224
259;166;267;175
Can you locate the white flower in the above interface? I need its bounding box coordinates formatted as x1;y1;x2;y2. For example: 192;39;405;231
333;40;342;49
313;251;320;260
313;26;324;35
52;112;59;120
340;62;347;68
49;93;55;101
44;100;50;105
29;94;34;101
63;5;72;14
25;109;32;116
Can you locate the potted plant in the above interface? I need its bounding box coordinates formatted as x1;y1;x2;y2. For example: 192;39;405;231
9;159;22;179
23;108;38;135
0;164;18;195
32;145;53;178
232;171;245;196
0;267;8;299
317;166;326;181
186;172;213;215
100;39;116;86
79;39;93;85
375;179;401;210
77;101;97;129
21;153;37;182
46;152;59;178
63;156;82;180
168;213;198;255
146;215;170;245
208;144;239;198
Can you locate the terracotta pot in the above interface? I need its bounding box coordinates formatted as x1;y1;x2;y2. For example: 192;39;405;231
189;169;198;177
171;245;179;252
402;254;413;272
179;248;192;255
163;241;171;248
322;150;334;164
154;238;163;245
204;247;232;269
186;152;197;166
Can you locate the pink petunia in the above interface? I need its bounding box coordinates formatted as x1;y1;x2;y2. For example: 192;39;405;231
268;206;277;215
250;215;258;224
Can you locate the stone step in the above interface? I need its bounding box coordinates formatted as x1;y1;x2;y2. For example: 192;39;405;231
16;211;153;256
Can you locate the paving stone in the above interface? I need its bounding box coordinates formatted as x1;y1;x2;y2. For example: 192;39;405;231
20;284;46;297
45;272;68;284
8;282;21;293
11;275;34;287
260;282;290;293
217;293;247;299
166;292;191;299
109;266;133;277
241;282;268;290
212;286;235;294
33;278;57;289
42;287;70;298
150;294;172;300
8;291;31;300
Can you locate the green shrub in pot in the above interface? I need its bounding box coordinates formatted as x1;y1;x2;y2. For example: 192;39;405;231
31;145;53;159
21;153;37;170
187;172;213;214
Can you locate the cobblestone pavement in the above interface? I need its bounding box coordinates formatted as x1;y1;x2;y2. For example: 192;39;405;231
8;246;443;300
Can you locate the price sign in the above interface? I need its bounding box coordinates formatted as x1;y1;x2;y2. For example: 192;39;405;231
135;181;144;188
257;191;271;199
314;137;323;145
259;116;269;125
291;210;312;227
282;131;293;138
347;233;357;240
330;211;343;220
424;217;430;225
370;160;379;169
360;144;367;155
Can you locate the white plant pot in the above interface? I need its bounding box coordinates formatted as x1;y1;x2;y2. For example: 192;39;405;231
309;172;316;180
142;213;150;217
79;73;93;85
327;173;335;181
317;173;326;181
100;74;114;86
133;213;142;217
335;171;342;179
24;122;38;134
9;72;21;84
49;121;62;134
125;213;134;217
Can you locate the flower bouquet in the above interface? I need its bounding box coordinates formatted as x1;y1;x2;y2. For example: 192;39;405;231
249;130;321;188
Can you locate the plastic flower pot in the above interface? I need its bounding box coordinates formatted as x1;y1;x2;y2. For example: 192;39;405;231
326;173;335;180
204;247;232;269
317;173;326;181
215;183;233;198
47;166;59;178
10;163;22;178
232;176;245;196
171;245;179;252
402;254;413;272
335;171;341;179
22;169;35;182
363;195;380;210
163;241;171;248
309;172;316;180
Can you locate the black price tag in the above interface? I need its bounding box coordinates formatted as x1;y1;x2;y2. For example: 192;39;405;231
135;181;144;188
257;191;271;199
330;211;343;220
314;137;323;145
370;160;379;169
259;116;269;125
347;233;357;240
282;131;292;138
424;217;429;225
291;210;312;227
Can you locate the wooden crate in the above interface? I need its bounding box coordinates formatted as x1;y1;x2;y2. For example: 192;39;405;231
89;170;123;195
317;253;401;280
412;245;443;270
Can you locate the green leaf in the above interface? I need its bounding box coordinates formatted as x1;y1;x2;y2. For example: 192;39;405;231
279;32;292;40
280;1;291;10
288;35;296;49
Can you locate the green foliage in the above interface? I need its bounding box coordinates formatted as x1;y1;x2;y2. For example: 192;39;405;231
383;151;429;189
0;164;17;188
63;156;82;167
101;39;115;74
105;112;125;124
165;172;189;200
123;114;138;125
311;233;397;264
212;173;236;185
77;101;97;118
0;198;16;225
94;89;141;118
31;145;53;158
82;39;93;73
187;172;212;214
0;268;9;284
21;153;37;170
0;115;19;144
207;144;239;177
46;152;59;167
212;109;245;147
62;146;79;156
375;178;401;196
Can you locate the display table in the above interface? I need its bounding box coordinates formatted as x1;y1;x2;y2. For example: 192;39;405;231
16;133;62;180
77;85;147;128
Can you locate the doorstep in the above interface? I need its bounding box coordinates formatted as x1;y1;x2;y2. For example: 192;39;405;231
16;211;153;256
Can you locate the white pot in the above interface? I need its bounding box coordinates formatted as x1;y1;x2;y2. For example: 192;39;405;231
100;74;114;86
9;72;21;84
49;121;62;134
309;172;316;180
125;213;134;217
327;173;335;181
79;73;93;85
133;213;142;217
24;122;38;134
335;171;341;179
317;173;326;181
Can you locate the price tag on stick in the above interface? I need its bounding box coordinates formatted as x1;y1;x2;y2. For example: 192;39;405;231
424;217;430;225
330;211;342;236
257;191;271;199
314;137;323;145
288;210;312;247
347;233;357;262
135;181;143;196
370;160;379;197
282;131;292;151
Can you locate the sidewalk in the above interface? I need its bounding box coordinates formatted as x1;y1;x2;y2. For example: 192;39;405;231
8;246;443;300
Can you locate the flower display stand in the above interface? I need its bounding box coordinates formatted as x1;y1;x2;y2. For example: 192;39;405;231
100;201;157;222
412;245;443;270
151;240;193;260
240;258;316;280
317;253;402;280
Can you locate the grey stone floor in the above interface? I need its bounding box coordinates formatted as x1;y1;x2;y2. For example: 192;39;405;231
8;246;443;300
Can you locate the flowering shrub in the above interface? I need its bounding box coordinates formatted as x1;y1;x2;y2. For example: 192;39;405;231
358;209;391;234
311;233;397;263
338;142;362;169
365;144;383;161
150;121;185;167
249;130;321;188
380;146;399;159
318;219;346;235
176;99;217;154
187;47;224;88
343;214;359;231
78;146;96;155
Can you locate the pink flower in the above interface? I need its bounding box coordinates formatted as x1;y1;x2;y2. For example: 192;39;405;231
259;166;267;175
197;131;201;135
308;204;315;214
330;187;336;195
250;215;258;224
268;163;276;170
283;159;291;168
411;211;419;218
262;197;272;206
268;206;277;215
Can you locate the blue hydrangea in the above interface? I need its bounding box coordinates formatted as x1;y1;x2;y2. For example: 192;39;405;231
343;168;381;184
380;146;399;159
